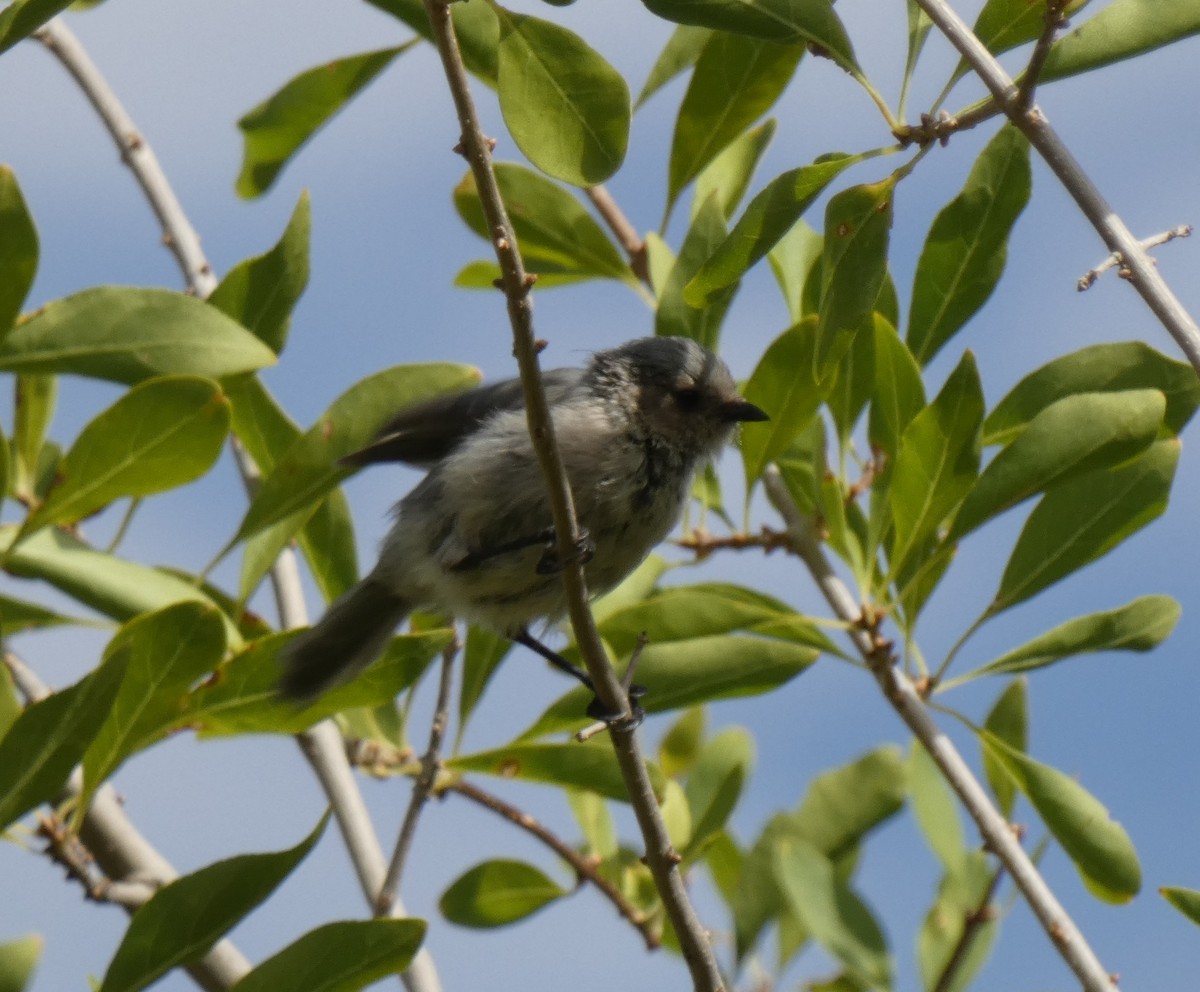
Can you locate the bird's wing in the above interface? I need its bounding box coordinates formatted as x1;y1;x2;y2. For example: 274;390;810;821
341;367;583;468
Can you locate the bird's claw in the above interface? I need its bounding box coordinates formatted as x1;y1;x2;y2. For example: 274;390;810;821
585;683;647;731
537;527;595;575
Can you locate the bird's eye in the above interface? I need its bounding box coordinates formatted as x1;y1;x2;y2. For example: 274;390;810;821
674;387;702;411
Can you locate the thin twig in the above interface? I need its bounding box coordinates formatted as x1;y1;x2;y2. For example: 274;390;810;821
913;0;1200;377
8;655;252;992
376;634;460;914
417;2;722;987
762;466;1120;992
1078;225;1193;291
445;778;659;949
585;185;649;284
931;860;1006;992
34;19;441;992
1016;0;1071;111
674;526;794;562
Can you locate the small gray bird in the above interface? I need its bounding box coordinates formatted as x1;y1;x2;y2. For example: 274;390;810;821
280;336;768;708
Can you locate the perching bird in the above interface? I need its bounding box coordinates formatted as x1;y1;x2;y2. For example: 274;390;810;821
280;336;768;710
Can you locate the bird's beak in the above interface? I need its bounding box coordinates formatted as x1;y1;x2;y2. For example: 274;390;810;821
721;397;770;423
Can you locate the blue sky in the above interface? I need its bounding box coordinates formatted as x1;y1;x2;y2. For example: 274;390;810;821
3;0;1200;989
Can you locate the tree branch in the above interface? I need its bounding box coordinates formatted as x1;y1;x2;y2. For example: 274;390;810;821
585;185;649;284
417;2;722;987
376;634;459;914
762;467;1120;992
34;19;441;992
912;0;1200;376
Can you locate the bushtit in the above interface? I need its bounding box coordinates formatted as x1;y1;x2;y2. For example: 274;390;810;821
280;336;768;711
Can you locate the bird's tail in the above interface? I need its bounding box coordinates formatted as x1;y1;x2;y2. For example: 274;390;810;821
280;578;410;701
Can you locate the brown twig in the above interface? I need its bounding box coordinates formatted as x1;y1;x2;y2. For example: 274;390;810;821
585;185;649;285
445;778;659;949
675;526;794;561
1078;225;1193;291
931;861;1006;992
1016;0;1072;112
376;635;460;914
418;2;722;986
894;100;1004;148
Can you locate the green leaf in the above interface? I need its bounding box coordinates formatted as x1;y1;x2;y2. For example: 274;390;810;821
0;525;243;643
791;746;908;858
567;789;618;860
1162;887;1200;928
970;595;1180;681
0;0;73;54
774;837;891;987
457;624;512;741
962;0;1090;77
816;178;894;377
440;859;567;928
0;166;37;334
19;377;230;540
449;739;642;803
907;125;1030;366
365;0;499;85
229;919;426;992
636;24;711;108
980;678;1026;817
685;727;754;855
185;631;449;736
209;192;310;352
951;389;1165;540
224;374;358;603
902;0;933;101
740;318;831;487
99;814;329;992
0;593;86;636
692;118;776;222
867;314;925;457
0;287;276;384
641;0;860;73
0;934;41;992
666;32;803;216
659;705;706;778
734;747;906;960
983;341;1200;445
0;645;128;832
494;8;629;186
229;363;478;547
236;47;411;198
684;155;853;307
826;305;876;449
453;164;632;285
655;195;736;349
767;219;822;323
909;741;966;874
11;373;55;503
888;351;983;580
1042;0;1200;82
979;731;1140;902
992;440;1179;615
526;636;817;738
82;603;227;800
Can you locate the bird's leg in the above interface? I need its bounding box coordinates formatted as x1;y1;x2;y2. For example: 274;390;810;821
450;527;555;571
449;526;594;574
536;527;595;575
512;628;645;728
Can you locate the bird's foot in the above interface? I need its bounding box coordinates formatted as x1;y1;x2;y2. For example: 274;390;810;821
536;527;595;575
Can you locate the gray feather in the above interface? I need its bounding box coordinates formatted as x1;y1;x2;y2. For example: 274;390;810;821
280;580;410;700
